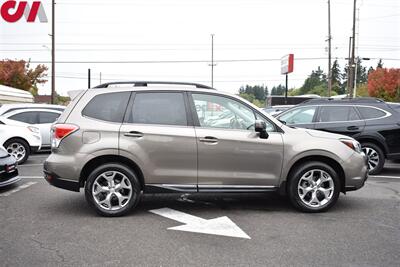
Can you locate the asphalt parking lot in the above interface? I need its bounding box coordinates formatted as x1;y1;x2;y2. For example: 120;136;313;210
1;154;399;266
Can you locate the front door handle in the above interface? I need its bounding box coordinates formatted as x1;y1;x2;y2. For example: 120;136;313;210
199;136;218;144
124;131;144;138
347;126;359;131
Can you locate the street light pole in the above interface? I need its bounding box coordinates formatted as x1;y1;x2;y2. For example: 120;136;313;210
51;0;55;104
327;0;332;97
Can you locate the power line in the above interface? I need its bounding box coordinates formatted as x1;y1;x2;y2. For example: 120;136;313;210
27;57;329;64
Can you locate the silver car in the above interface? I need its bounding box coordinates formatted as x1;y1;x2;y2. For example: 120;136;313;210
44;82;368;216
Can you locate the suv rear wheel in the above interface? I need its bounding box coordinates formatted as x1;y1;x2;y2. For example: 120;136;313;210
85;163;141;217
288;161;340;212
361;142;384;175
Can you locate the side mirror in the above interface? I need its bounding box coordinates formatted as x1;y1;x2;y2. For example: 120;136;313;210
255;120;269;139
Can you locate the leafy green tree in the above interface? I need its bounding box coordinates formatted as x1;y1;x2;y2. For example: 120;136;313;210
300;67;326;95
356;58;368;85
377;59;384;69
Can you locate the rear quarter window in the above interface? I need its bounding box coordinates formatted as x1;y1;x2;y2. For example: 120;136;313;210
82;92;131;122
357;107;387;120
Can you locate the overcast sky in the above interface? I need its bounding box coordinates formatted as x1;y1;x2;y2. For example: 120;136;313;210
1;0;399;96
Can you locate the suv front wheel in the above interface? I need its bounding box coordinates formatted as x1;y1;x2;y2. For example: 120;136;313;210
361;142;384;175
85;163;141;216
288;161;340;213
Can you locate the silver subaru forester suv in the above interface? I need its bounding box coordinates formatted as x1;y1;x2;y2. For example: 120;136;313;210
44;82;368;216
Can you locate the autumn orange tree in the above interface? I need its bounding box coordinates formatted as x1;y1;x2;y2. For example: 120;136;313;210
368;68;400;102
0;60;48;95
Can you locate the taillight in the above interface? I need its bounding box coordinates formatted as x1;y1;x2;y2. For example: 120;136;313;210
51;124;79;148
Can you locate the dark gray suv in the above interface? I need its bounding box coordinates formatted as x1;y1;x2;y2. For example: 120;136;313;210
44;82;368;216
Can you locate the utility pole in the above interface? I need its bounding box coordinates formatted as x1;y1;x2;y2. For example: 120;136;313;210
100;72;102;84
88;69;91;89
51;0;55;104
210;34;216;88
346;37;352;96
348;0;357;98
327;0;332;97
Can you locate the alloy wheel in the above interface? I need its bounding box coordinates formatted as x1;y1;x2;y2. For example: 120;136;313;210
92;171;133;211
7;142;26;163
297;169;334;208
362;147;380;172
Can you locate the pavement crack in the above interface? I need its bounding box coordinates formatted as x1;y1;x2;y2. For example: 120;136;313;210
29;236;65;263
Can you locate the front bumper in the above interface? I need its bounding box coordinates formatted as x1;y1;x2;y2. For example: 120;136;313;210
343;152;369;192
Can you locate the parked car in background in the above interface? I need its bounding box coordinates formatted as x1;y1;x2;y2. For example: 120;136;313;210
277;98;400;174
2;109;62;149
0;103;65;116
0;117;41;164
0;146;19;188
262;105;294;117
44;81;367;216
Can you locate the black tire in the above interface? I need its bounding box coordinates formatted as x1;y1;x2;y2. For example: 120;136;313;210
3;138;30;165
287;161;341;213
85;163;141;217
361;142;385;175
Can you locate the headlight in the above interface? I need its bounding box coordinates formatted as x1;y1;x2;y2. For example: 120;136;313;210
27;126;40;134
340;139;362;153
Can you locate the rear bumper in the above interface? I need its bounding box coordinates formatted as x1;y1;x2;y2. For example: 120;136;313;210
43;167;80;192
343;152;369;192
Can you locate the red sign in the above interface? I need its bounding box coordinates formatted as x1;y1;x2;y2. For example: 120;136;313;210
1;1;48;23
281;54;294;75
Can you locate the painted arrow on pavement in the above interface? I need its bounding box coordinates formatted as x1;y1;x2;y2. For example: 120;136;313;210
149;208;251;239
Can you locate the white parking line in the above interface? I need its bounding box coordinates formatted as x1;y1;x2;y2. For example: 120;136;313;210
20;176;43;179
369;175;400;180
0;182;37;197
18;164;43;167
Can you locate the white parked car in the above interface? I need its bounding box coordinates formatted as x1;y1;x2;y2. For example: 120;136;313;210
2;109;62;149
0;117;42;164
0;103;65;116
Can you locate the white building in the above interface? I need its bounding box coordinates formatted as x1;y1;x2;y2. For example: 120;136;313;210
0;85;34;104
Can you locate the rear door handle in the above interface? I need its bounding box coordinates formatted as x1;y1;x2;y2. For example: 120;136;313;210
347;126;359;131
199;136;218;144
124;131;144;138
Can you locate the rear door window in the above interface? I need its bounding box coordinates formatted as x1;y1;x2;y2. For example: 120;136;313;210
127;92;188;126
9;111;38;124
82;92;131;122
39;112;60;124
357;107;387;120
318;106;360;122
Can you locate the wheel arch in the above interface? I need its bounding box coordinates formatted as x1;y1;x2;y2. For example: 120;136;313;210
3;137;31;153
284;155;346;194
80;155;145;190
357;137;387;156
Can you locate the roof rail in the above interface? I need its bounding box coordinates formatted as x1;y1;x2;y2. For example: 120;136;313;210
302;97;384;104
93;81;215;89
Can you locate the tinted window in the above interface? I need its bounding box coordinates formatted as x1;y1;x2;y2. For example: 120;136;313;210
358;107;387;120
279;106;316;124
9;112;37;124
39;112;60;124
82;92;130;122
318;106;360;122
128;93;187;126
